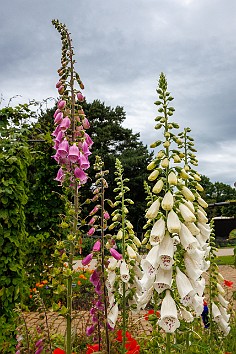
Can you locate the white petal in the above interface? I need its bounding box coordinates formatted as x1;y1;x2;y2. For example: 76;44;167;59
150;218;166;245
191;294;204;316
120;261;130;283
179;203;196;223
153;267;172;294
176;267;195;301
218;294;229;308
184;254;203;280
158;233;174;270
167;210;181;233
179;223;198;253
212;302;222;322
159;290;180;333
179;307;194;322
107;303;119;328
145;198;160;219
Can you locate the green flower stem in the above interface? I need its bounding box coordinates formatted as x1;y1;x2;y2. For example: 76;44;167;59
166;332;171;354
101;175;110;354
121;176;127;354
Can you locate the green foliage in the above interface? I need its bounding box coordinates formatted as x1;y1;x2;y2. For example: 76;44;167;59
0;106;31;352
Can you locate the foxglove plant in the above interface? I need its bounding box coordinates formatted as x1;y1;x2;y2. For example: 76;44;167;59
140;73;213;351
83;156;112;353
106;158;142;354
51;20;92;354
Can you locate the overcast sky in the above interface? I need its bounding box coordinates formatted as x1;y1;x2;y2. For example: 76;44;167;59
1;0;236;186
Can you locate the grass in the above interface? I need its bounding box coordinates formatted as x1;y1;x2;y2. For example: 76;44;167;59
215;255;235;265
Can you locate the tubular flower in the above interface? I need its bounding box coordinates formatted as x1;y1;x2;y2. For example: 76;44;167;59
179;203;196;223
145;198;160;219
107;303;119;329
179;223;198;253
158;290;180;333
167;210;181;233
168;171;177;185
127;245;137;259
152;179;164;194
161;191;174;211
110;248;122;260
150;217;166;245
176;267;195;306
120;261;130;283
157;233;174;270
181;186;195;201
153;267;172;294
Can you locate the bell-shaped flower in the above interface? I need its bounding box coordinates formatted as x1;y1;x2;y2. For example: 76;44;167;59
55;130;64;144
80;153;90;170
212;302;222;323
107;303;119;329
148;169;159;181
54;167;65;184
152;179;164;194
74;167;88;184
145;198;160;219
110;248;122;260
184;200;195;213
161;157;169;168
184;253;203;281
140;271;155;290
197;208;208;223
179;223;198;254
108;257;118;271
120;261;130;283
181;186;195;201
196;233;208;248
82;253;93;266
161;191;174;211
217;283;226;296
92;240;101;252
145;245;160;267
82;117;90;129
157;233;174;270
150;217;166;245
185;222;200;236
54;111;64;124
191;294;204;316
179;203;196;223
179;307;194;322
219;305;230;322
197;222;211;241
53;108;61;117
168;171;177;185
176;267;195;306
167;210;181;233
68;143;80;163
127;245;136;260
85;133;93;147
218;318;231;336
218;294;229;308
77;92;85;102
82;141;91;157
158;290;180;333
197;196;208;208
57;99;66;109
106;271;116;293
190;277;205;297
153;267;172;294
137;286;154;309
57;139;69;158
60;117;71;131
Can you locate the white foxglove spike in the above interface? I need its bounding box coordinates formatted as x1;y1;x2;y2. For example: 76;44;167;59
145;198;160;219
107;303;119;329
153;267;172;294
127;245;137;259
161;191;174;211
167;210;181;233
218;294;229;308
181;186;195;201
179;223;198;253
158;233;174;270
184;253;203;280
176;267;195;306
158;290;180;333
212;302;222;322
179;307;194;322
184;200;195;214
185;222;200;236
191;294;204;316
179;203;196;223
152;179;164;194
120;261;130;283
150;218;166;245
197;209;208;223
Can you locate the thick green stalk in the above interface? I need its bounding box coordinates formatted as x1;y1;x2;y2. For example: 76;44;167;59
121;177;127;354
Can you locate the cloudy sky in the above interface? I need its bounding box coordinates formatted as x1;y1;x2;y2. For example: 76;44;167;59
1;0;236;186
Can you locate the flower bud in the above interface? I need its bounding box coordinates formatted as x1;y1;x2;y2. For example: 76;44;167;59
161;191;174;211
179;203;196;222
152;179;164;194
168;171;177;185
181;186;195;201
127;245;137;259
145;198;160;219
148;170;159;181
161;158;169;168
147;161;156;170
167;210;181;233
